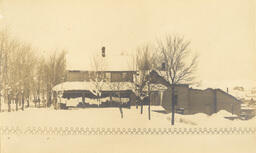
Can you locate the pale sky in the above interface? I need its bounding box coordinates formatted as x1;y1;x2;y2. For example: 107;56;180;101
0;0;255;82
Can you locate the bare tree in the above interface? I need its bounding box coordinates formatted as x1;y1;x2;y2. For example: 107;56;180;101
135;44;157;119
6;39;23;111
32;50;67;109
5;40;37;111
89;54;107;106
35;56;46;107
0;32;21;112
0;30;18;112
0;28;40;112
0;28;67;111
156;35;198;125
108;81;125;118
0;30;9;112
18;43;37;110
44;50;67;108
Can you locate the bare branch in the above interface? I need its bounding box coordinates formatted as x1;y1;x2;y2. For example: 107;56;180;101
156;35;198;85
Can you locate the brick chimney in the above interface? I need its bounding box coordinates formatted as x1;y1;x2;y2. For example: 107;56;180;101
102;46;106;57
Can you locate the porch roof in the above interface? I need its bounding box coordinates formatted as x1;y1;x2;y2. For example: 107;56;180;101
52;81;135;92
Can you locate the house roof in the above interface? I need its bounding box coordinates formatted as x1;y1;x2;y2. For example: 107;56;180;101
150;70;190;86
67;54;135;71
53;81;168;92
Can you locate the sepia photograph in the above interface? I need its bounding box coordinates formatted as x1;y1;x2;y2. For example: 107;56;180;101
0;0;255;153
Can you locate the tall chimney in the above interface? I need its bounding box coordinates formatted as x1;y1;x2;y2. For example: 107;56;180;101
102;46;106;57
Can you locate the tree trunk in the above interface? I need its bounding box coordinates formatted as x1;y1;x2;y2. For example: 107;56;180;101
47;91;50;107
148;83;151;120
54;98;56;110
135;96;138;109
140;97;143;114
97;93;99;107
15;95;18;111
48;92;53;108
19;97;21;106
8;95;11;112
171;85;175;125
15;100;18;111
119;94;123;119
27;98;30;108
135;89;138;109
0;96;1;112
82;93;85;106
148;102;151;120
21;94;24;111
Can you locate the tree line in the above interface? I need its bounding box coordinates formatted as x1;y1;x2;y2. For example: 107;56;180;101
0;29;67;112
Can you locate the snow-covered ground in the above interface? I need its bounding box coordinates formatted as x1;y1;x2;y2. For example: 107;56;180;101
1;106;256;153
1;106;255;128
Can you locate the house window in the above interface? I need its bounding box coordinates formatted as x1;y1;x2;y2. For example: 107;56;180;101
122;73;128;81
111;72;123;82
108;72;134;82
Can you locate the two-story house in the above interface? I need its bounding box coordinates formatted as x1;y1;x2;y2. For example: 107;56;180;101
52;52;137;107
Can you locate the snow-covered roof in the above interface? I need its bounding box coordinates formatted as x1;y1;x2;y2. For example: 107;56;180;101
53;81;168;94
67;54;135;71
52;81;135;92
147;84;168;91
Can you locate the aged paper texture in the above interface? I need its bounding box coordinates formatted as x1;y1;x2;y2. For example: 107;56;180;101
0;0;255;153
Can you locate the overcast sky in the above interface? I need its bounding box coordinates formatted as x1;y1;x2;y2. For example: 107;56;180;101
0;0;255;82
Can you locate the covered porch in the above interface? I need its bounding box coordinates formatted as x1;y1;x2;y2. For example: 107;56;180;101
52;82;136;108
